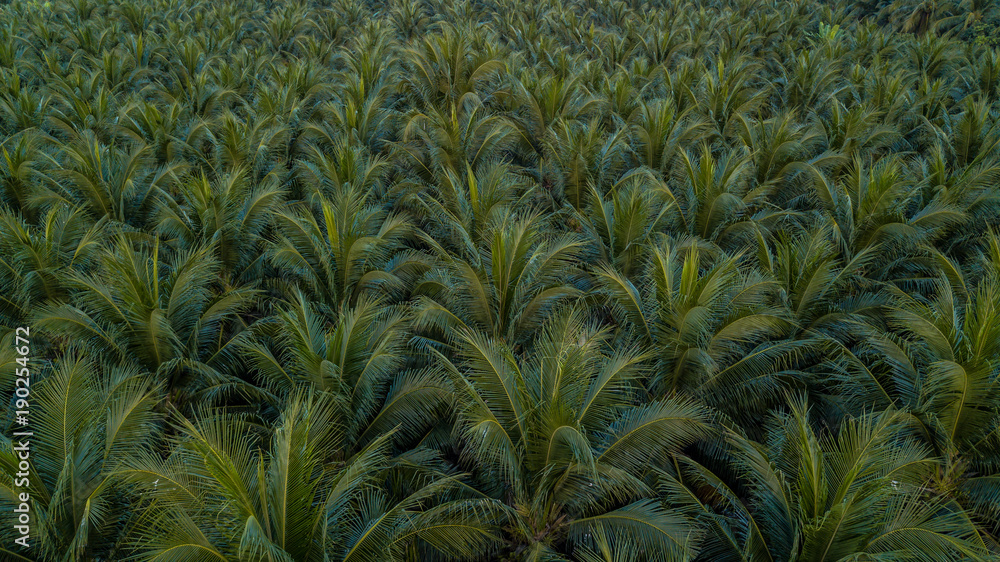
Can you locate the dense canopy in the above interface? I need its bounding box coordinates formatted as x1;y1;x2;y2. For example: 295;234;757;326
1;0;1000;560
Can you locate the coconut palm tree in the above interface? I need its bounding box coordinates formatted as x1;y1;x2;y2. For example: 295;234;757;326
269;183;420;314
32;234;257;399
412;210;585;347
0;352;163;561
594;238;814;427
441;307;713;560
683;398;992;561
238;292;454;453
154;165;285;284
120;391;507;561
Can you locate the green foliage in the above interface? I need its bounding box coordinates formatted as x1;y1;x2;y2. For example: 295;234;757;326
0;0;998;560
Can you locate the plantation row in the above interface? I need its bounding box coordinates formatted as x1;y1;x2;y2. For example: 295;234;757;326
1;0;1000;560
